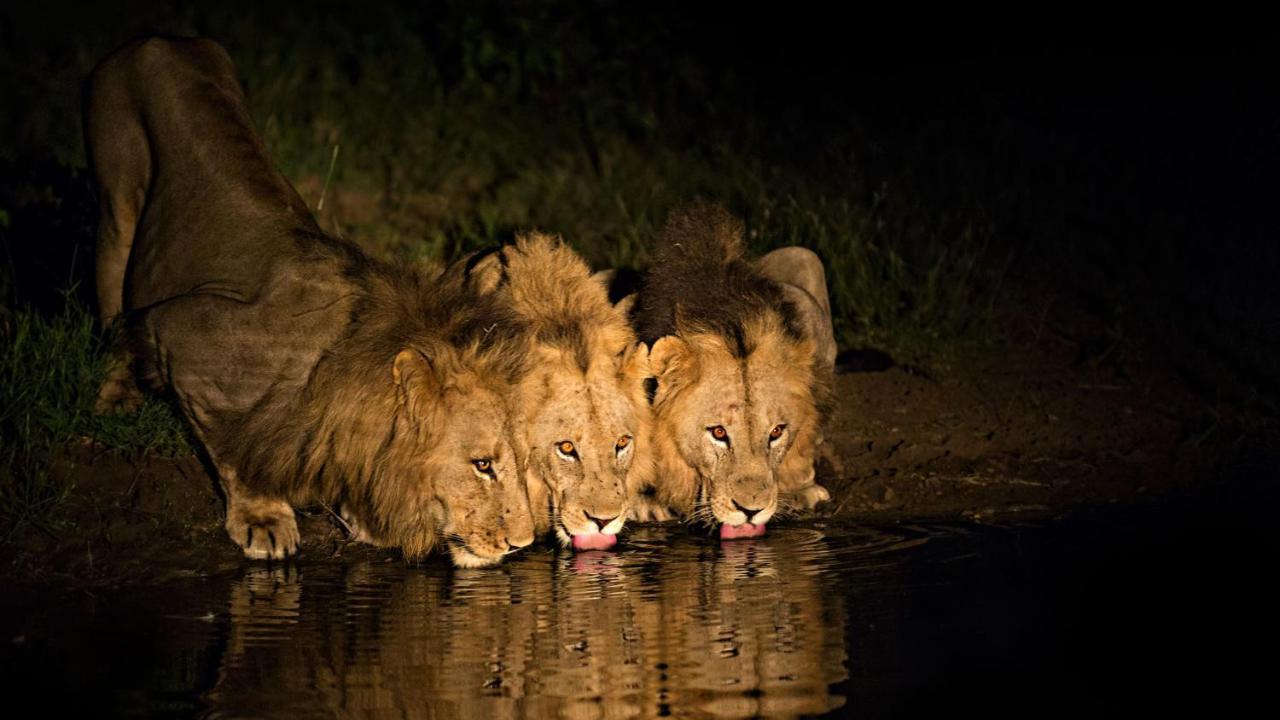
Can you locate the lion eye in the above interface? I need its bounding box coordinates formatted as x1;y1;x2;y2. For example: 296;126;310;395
615;435;632;453
769;424;786;442
556;441;578;459
708;425;729;445
472;459;494;476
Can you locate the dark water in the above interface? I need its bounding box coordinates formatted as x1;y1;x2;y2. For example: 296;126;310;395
3;497;1276;718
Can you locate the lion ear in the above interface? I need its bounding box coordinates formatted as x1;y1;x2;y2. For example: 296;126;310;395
392;349;440;419
648;336;697;398
613;292;637;319
591;268;642;317
463;247;508;295
619;340;650;381
590;268;615;289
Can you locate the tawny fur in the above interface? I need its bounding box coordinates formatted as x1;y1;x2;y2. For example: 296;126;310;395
85;36;535;566
449;233;652;544
632;202;833;526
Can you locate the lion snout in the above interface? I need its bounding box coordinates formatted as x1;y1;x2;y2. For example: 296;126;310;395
723;477;777;525
505;529;535;550
450;529;530;568
575;500;628;532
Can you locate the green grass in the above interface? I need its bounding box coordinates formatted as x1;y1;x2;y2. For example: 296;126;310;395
746;187;1001;362
0;292;191;536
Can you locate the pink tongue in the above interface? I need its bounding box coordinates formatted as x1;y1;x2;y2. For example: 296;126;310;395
571;532;618;551
719;522;767;539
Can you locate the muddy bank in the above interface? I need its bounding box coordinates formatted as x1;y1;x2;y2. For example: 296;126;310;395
822;291;1271;523
1;304;1265;590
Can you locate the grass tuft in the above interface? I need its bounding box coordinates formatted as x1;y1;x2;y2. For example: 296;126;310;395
0;291;191;535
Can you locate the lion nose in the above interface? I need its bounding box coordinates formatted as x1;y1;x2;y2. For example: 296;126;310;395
585;512;619;532
731;499;766;523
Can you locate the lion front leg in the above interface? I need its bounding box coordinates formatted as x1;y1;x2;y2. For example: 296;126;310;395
627;492;677;522
526;475;555;538
777;431;830;511
786;482;831;510
336;504;377;545
214;459;300;560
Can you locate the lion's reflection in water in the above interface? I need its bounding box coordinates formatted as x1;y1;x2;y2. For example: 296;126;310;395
206;528;847;719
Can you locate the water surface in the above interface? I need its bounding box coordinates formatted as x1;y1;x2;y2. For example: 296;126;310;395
4;506;1274;717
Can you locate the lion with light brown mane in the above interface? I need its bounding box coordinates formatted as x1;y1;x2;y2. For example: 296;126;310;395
86;36;535;567
449;235;651;550
629;203;835;537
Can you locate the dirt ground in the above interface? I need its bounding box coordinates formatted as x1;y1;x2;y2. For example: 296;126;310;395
1;285;1268;591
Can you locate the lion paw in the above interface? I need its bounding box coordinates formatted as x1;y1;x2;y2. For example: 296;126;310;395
337;505;375;544
94;365;144;414
226;497;300;560
628;496;676;523
788;483;831;510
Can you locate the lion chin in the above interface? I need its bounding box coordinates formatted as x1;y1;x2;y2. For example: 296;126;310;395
449;545;507;569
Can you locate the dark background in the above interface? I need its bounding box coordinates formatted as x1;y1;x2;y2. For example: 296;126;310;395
3;3;1276;389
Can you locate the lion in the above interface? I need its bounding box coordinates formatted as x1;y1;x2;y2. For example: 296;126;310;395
630;202;834;537
85;36;535;567
449;234;651;550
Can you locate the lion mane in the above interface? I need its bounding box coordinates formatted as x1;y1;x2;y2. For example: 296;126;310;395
451;233;652;548
214;264;530;560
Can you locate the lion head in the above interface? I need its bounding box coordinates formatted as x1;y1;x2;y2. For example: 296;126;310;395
520;340;650;549
452;234;651;550
647;316;818;536
383;347;536;568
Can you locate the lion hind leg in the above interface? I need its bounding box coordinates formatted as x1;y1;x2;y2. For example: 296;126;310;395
94;340;145;414
89;96;149;416
756;246;837;374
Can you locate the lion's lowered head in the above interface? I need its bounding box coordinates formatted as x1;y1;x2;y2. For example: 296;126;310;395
648;317;818;534
384;345;535;568
456;233;651;550
233;265;536;568
635;202;827;536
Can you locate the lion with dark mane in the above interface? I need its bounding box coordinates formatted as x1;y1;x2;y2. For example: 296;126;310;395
631;202;834;536
86;36;534;567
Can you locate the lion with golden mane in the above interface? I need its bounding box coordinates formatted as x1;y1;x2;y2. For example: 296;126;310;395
451;235;651;550
630;203;834;536
85;36;535;567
